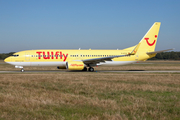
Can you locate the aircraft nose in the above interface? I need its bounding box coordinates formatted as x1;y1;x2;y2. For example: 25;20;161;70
4;57;10;63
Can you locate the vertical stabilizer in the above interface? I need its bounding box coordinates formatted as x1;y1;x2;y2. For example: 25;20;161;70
138;22;161;53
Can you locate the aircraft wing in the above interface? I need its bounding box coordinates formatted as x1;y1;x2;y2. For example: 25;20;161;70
82;54;129;65
83;43;141;65
146;49;174;55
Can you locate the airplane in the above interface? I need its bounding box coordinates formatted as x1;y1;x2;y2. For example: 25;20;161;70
4;22;172;72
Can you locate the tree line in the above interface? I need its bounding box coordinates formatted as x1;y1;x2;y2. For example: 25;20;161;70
150;51;180;60
0;52;15;60
0;51;180;60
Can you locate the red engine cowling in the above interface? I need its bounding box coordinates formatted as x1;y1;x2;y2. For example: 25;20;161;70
66;61;84;70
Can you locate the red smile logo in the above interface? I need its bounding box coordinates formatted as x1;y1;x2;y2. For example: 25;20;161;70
144;35;157;46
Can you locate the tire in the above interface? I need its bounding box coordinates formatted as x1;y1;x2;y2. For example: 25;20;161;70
21;69;24;72
82;67;87;71
88;67;94;72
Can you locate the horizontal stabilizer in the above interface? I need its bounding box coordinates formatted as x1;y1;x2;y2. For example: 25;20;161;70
146;49;174;55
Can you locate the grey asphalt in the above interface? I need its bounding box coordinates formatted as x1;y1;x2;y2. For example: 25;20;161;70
0;70;180;73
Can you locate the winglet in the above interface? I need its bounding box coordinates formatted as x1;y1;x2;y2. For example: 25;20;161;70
129;43;141;55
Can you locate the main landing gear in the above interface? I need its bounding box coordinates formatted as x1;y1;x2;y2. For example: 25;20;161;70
88;67;94;72
82;67;94;72
82;67;87;71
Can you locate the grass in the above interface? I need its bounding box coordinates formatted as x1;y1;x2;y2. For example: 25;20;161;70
0;60;180;119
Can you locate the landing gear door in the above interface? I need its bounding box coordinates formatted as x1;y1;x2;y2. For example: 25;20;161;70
25;52;30;61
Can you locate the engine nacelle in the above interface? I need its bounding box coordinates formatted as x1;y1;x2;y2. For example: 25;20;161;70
66;61;84;70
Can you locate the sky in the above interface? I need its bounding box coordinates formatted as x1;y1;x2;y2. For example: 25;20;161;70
0;0;180;53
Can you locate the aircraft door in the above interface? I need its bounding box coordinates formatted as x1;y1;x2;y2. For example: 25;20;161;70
25;52;30;61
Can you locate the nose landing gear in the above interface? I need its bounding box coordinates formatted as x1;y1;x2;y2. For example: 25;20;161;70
21;68;24;72
15;66;24;72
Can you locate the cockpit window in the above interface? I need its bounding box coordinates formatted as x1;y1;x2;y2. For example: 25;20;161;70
11;54;19;57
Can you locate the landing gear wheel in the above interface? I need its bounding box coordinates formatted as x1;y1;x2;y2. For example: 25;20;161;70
88;67;94;72
82;67;87;71
21;68;24;72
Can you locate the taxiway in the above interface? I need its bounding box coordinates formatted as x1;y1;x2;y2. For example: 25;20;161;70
0;70;180;73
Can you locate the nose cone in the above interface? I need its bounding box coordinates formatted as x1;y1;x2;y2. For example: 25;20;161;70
4;57;10;63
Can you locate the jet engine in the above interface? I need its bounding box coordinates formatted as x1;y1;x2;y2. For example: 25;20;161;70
66;61;84;70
